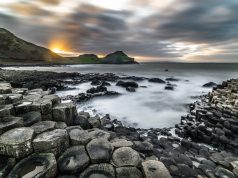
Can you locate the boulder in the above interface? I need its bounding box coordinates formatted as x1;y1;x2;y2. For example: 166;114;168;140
53;103;77;125
142;160;172;178
116;81;138;88
165;77;179;82
8;153;57;178
5;94;23;104
31;121;56;134
58;146;90;174
20;111;42;126
203;82;217;87
0;155;16;178
88;115;101;128
74;115;91;130
112;147;141;167
148;78;166;83
0;127;34;158
165;85;174;90
133;141;154;154
79;163;115;178
33;129;69;157
0;116;23;135
116;167;143;178
86;139;113;163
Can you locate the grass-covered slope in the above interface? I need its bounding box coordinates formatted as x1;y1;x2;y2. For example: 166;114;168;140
101;51;137;64
0;28;63;63
67;54;100;64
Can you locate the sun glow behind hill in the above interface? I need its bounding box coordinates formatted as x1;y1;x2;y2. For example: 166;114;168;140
49;40;79;57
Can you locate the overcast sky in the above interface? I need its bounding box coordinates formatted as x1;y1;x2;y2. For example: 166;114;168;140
1;0;238;62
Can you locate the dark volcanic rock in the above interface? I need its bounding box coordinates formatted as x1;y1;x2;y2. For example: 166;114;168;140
0;127;34;158
0;116;23;135
86;139;113;163
79;163;115;178
8;153;57;178
0;155;16;178
203;82;217;87
148;78;166;83
112;147;141;167
58;146;90;174
33;129;69;157
116;167;143;178
116;80;138;88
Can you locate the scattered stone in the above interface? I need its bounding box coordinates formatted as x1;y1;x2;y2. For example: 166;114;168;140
88;115;101;128
86;139;113;163
126;87;136;92
116;167;143;178
112;147;141;167
203;82;217;87
116;81;138;88
58;146;90;174
31;121;56;134
0;127;34;158
33;129;69;157
8;153;57;178
142;160;172;178
166;77;179;82
79;163;115;178
148;78;166;83
0;104;14;118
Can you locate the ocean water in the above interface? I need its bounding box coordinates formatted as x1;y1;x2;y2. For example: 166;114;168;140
4;63;238;128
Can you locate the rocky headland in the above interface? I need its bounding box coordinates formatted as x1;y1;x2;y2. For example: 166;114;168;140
0;69;238;178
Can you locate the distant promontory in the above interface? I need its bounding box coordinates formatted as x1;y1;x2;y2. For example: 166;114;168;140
0;28;137;65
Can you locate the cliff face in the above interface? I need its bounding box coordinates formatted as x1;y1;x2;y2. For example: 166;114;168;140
101;51;137;64
0;28;62;63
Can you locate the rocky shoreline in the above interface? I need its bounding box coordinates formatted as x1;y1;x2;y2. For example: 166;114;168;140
0;69;238;178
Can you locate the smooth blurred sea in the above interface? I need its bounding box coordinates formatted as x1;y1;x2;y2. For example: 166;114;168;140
5;63;238;128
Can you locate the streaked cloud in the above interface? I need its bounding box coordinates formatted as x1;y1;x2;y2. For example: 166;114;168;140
0;0;238;62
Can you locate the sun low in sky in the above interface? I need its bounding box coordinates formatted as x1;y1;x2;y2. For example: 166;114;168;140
1;0;238;62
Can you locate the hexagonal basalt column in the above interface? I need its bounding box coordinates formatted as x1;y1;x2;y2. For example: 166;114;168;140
7;153;57;178
0;127;34;158
53;103;77;125
33;129;69;157
0;116;23;135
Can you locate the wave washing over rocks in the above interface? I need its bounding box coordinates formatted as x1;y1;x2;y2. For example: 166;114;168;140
0;69;238;178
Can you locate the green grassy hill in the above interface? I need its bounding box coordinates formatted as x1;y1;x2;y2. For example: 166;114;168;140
0;28;63;63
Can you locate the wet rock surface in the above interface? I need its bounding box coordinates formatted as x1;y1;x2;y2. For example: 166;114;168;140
0;72;238;178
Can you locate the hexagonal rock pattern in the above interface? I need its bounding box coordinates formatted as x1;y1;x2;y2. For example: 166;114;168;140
67;128;91;146
58;146;90;174
89;129;111;140
0;116;23;135
33;129;69;157
116;167;143;178
86;139;113;163
0;127;34;158
142;160;172;178
31;121;56;134
110;139;133;148
0;83;12;94
112;147;141;167
42;94;61;106
8;153;57;178
53;103;77;125
79;163;115;178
